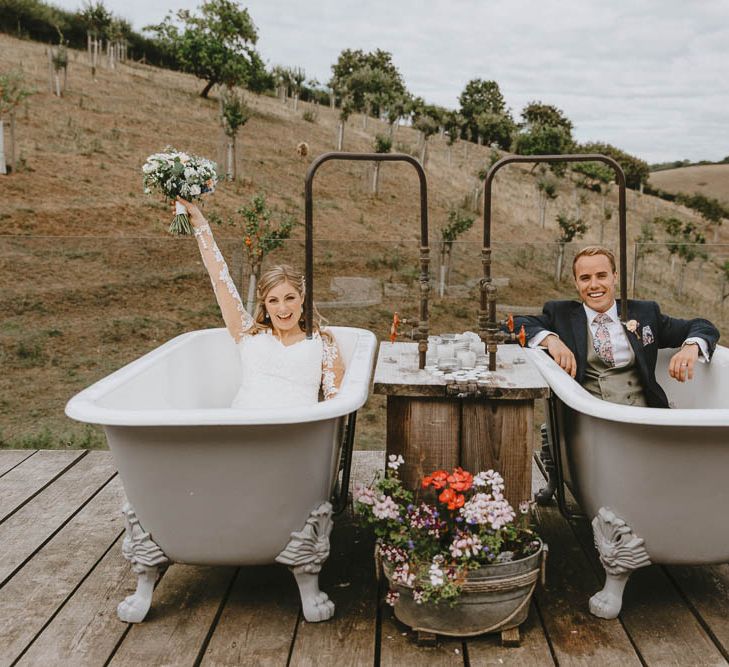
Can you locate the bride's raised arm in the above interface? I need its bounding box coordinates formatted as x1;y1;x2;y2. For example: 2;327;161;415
178;198;254;342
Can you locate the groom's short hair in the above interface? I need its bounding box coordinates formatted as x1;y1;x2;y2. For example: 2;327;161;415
572;245;617;277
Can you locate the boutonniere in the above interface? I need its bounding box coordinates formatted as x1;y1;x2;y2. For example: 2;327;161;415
623;319;640;337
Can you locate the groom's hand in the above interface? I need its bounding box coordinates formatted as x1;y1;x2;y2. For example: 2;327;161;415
543;335;577;378
668;343;699;382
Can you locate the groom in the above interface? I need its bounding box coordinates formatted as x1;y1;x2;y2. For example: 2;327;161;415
515;245;720;407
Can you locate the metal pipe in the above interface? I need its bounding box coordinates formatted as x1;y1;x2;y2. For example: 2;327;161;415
304;152;431;367
481;154;628;370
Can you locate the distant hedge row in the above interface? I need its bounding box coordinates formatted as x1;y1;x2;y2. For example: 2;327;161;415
0;0;177;69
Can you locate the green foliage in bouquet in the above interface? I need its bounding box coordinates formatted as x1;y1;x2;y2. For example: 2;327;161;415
142;148;217;235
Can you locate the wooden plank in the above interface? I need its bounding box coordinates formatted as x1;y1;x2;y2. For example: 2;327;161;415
380;605;465;666
0;450;116;585
199;564;299;666
374;343;548;399
109;564;237;666
666;563;729;658
15;532;135;667
0;478;125;666
461;400;534;508
570;520;728;666
534;506;641;666
0;449;36;478
0;449;86;522
465;602;555;665
289;517;377;666
386;396;459;490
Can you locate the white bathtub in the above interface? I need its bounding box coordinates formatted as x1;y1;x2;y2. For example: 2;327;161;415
527;344;729;619
65;326;377;623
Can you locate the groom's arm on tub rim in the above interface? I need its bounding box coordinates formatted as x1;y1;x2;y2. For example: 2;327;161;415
513;301;578;378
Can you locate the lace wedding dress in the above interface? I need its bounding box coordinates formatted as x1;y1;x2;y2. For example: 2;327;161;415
191;217;343;409
233;331;339;408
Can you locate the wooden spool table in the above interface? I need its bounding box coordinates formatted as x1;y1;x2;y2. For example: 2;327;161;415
374;342;549;508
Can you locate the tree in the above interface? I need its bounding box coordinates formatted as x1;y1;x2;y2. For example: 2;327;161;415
384;93;410;139
458;78;509;143
236;194;295;311
676;192;728;241
658;216;707;296
411;103;442;168
535;168;559;228
146;0;265;98
438;209;474;296
520;101;573;135
220;87;250;180
474;111;515;150
442;110;464;167
512;102;574;173
80;0;112;77
289;67;305;111
578;142;649;190
371;134;392;195
0;69;33;175
555;214;588;282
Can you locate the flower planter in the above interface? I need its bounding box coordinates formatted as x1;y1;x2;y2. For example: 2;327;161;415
382;540;547;643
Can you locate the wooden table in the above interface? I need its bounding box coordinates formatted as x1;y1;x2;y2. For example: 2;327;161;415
374;342;549;506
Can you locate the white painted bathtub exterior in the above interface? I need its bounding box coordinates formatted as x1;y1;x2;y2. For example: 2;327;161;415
526;344;729;564
65;326;377;564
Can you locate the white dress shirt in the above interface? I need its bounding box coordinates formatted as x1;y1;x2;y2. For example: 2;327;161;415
528;301;709;363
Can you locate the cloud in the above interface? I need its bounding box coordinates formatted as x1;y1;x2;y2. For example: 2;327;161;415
48;0;729;162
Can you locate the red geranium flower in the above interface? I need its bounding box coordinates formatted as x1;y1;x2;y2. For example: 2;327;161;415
447;467;473;492
423;470;448;490
439;487;465;510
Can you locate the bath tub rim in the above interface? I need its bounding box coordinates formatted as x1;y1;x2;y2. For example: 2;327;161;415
65;326;377;427
525;346;729;427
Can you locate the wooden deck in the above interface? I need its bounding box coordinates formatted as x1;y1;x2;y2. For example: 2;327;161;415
1;449;728;666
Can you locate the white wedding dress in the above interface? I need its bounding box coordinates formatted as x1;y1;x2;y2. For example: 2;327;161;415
191;217;343;409
232;331;338;409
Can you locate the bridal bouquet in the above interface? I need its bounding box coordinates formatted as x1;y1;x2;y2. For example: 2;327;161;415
142;148;218;235
355;456;542;606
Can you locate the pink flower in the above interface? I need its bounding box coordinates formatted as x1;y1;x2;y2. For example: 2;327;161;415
385;590;400;606
354;485;376;505
372;495;400;520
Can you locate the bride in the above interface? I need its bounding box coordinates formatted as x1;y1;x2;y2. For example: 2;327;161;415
177;198;345;408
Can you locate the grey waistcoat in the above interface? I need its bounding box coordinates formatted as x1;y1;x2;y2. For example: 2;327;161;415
583;325;648;406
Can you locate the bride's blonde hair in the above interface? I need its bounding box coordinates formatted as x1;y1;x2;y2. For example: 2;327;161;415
252;264;330;339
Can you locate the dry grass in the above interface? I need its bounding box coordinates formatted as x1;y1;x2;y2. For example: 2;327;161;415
1;33;728;449
649;164;729;205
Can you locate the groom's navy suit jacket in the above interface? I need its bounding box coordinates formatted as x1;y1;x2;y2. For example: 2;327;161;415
515;299;720;408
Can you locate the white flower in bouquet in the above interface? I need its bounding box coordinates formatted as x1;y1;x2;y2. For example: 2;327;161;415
142;148;218;235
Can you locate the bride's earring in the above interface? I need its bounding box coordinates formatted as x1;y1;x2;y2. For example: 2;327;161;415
264;312;270;322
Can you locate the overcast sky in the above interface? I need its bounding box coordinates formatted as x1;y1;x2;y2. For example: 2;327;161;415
50;0;729;163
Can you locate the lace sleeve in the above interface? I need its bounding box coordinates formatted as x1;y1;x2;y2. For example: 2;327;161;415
321;332;345;400
192;219;254;342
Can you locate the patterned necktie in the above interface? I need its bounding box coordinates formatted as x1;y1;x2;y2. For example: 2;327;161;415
593;313;615;366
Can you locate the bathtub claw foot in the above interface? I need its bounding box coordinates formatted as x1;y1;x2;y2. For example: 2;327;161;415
589;572;630;619
118;502;170;623
276;501;335;623
292;565;335;622
118;566;160;623
590;507;651;619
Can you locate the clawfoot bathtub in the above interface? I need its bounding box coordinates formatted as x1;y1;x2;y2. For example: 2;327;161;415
66;326;376;623
527;344;729;619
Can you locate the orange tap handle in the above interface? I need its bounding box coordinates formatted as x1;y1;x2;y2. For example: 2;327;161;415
390;312;400;343
507;313;514;333
517;324;526;347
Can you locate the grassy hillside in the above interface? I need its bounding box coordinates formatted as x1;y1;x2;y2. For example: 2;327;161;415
2;33;728;449
649;164;729;205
